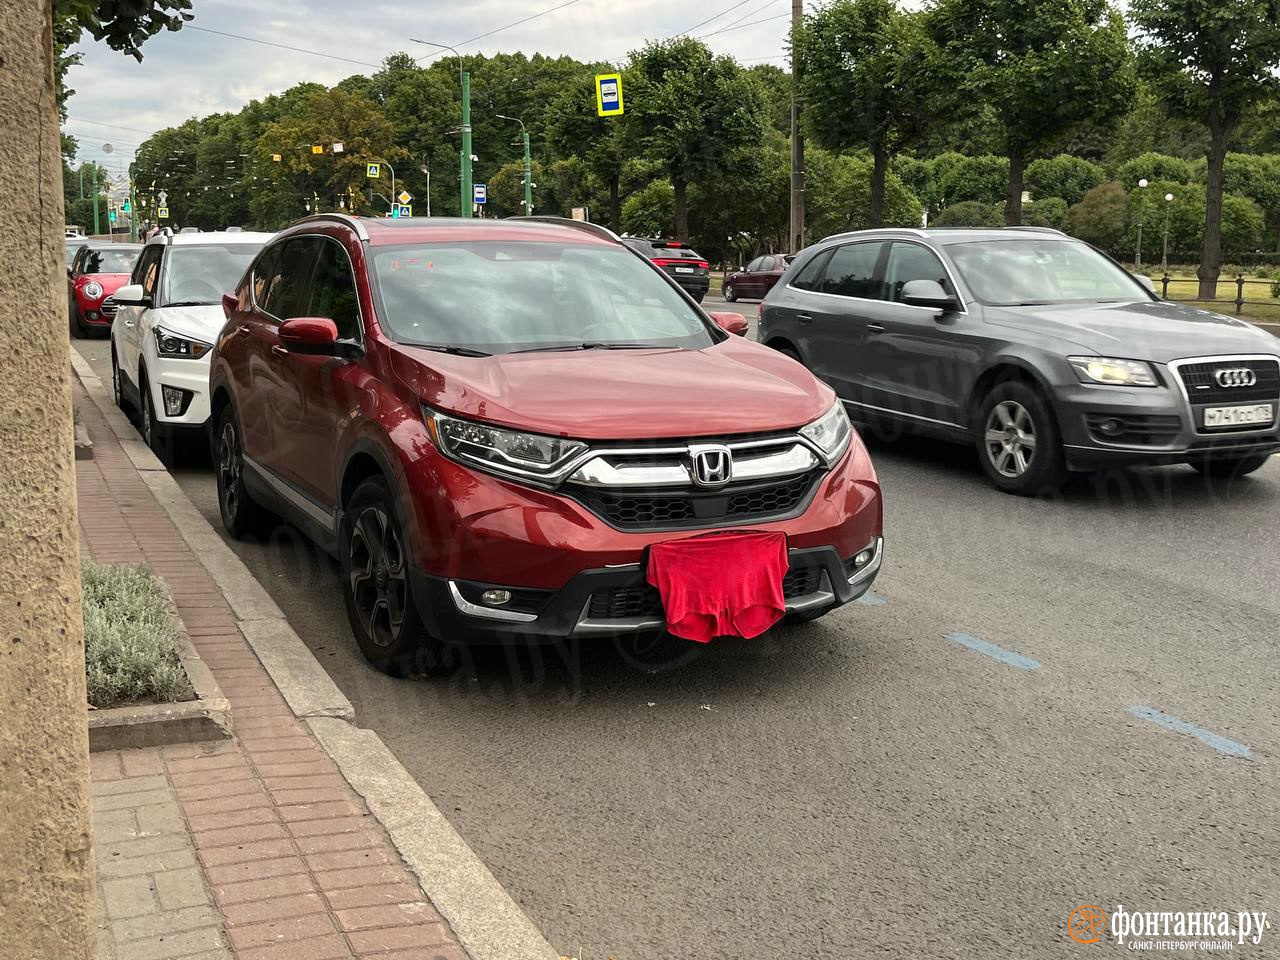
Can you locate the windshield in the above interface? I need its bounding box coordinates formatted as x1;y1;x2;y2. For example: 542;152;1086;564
369;241;719;355
946;239;1150;306
160;244;262;305
82;247;141;275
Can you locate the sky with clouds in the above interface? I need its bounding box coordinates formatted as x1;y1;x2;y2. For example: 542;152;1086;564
63;0;797;173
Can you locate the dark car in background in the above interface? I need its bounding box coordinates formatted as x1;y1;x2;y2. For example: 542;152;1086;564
760;226;1280;495
723;254;794;303
622;236;710;302
67;242;143;337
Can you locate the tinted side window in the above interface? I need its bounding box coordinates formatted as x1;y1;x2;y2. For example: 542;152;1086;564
307;239;361;341
883;242;951;302
260;238;321;321
746;257;765;272
819;242;885;299
135;247;162;297
789;250;834;291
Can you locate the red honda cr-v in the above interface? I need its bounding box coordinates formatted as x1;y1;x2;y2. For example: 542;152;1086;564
210;214;883;674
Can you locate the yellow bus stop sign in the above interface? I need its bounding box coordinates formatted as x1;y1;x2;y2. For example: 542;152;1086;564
596;73;624;117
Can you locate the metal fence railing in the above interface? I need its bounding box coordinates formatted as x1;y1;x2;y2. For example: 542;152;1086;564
1156;274;1277;317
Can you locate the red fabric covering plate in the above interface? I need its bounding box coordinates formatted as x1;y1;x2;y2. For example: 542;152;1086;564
646;530;789;643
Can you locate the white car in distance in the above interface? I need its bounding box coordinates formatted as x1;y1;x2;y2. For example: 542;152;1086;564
110;230;273;460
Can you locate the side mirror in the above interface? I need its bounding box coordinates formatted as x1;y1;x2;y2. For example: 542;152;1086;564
279;317;341;356
112;283;152;308
708;311;749;336
901;279;956;312
1133;274;1157;295
222;292;238;319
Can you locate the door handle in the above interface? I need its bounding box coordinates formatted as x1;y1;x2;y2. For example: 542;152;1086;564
271;344;289;358
867;323;886;333
123;319;135;328
236;324;251;337
796;313;813;324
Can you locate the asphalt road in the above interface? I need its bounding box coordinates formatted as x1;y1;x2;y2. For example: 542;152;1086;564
76;333;1280;959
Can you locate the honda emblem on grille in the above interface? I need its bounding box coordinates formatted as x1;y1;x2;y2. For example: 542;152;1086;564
688;444;732;487
1214;367;1257;388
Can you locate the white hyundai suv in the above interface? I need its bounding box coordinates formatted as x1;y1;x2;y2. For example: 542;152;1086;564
111;231;272;459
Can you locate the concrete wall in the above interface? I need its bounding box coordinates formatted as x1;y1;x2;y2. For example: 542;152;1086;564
0;0;98;956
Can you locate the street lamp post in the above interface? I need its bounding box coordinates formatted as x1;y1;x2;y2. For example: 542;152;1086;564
1161;192;1174;275
409;38;472;218
420;153;431;217
91;164;99;235
496;114;533;216
1135;177;1149;270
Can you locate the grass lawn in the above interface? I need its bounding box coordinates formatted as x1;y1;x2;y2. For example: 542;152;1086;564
1150;274;1280;326
82;562;192;709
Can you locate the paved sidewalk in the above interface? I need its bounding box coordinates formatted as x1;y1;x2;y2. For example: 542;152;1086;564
76;378;468;960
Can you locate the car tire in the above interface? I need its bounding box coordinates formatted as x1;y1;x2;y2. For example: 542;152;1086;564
773;344;803;364
69;297;88;338
974;381;1069;496
214;405;271;539
341;477;437;676
723;281;737;303
111;347;129;412
138;370;173;466
1191;454;1270;479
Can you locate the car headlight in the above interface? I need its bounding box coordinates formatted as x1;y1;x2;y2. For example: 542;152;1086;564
82;280;103;299
154;326;211;360
1068;356;1158;387
423;407;587;485
800;400;852;464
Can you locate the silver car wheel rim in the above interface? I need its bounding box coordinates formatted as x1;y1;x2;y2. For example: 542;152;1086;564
984;400;1036;478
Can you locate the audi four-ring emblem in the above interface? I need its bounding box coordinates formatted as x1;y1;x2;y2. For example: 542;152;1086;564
1214;368;1257;388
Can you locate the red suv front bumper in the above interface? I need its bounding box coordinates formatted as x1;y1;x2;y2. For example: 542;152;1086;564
397;438;883;644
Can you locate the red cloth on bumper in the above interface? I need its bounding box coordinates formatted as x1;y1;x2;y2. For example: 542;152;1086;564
646;531;789;643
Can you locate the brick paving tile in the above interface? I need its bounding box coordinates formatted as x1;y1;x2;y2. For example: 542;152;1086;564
79;383;469;959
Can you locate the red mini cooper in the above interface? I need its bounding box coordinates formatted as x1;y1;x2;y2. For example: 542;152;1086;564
209;215;883;674
67;242;143;337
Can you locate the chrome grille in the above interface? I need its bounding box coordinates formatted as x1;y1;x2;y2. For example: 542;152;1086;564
1175;358;1279;406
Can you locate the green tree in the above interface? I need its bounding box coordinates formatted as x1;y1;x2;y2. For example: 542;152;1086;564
1025;155;1106;205
546;71;626;231
1022;196;1069;230
624;37;766;241
930;200;1002;227
1132;0;1280;296
806;149;923;238
1067;181;1128;254
621;180;675;237
1116;152;1194;187
930;0;1134;225
936;154;1008;205
795;0;940;226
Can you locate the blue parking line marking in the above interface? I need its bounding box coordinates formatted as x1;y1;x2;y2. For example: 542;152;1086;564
855;592;886;605
946;632;1041;671
1126;706;1252;759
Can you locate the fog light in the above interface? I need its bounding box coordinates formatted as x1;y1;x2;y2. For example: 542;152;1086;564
1098;418;1124;437
854;549;874;568
86;311;99;321
161;385;187;417
481;589;512;606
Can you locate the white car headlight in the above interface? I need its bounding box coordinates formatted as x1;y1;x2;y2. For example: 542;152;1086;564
154;326;212;360
423;407;587;485
1068;356;1158;387
800;400;852;464
82;280;103;299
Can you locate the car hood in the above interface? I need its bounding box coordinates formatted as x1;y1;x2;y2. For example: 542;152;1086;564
148;304;227;344
391;336;834;440
984;299;1279;362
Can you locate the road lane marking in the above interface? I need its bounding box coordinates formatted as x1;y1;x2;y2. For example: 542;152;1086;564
946;632;1041;671
1125;706;1252;759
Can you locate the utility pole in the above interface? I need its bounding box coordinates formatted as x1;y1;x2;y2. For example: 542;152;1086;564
91;164;100;235
788;0;806;254
497;115;533;215
461;71;474;218
129;176;138;242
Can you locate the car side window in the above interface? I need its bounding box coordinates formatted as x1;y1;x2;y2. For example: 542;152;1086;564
260;238;321;321
135;247;162;297
307;238;361;341
789;250;834;291
746;257;764;273
883;242;952;303
818;242;885;299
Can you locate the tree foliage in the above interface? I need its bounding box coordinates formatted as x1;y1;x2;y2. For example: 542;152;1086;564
1025;155;1105;205
1067;182;1129;252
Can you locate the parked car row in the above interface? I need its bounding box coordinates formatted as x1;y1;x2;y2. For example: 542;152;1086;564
77;215;1277;675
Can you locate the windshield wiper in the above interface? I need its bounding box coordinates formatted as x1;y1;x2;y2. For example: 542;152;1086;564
510;342;676;354
163;300;216;308
406;343;491;357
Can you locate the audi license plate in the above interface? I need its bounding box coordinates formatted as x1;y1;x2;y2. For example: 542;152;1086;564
674;266;695;274
1204;403;1274;428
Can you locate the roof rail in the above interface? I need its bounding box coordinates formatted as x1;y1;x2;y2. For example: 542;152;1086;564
1004;225;1067;236
293;212;370;241
817;226;928;244
505;215;621;243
